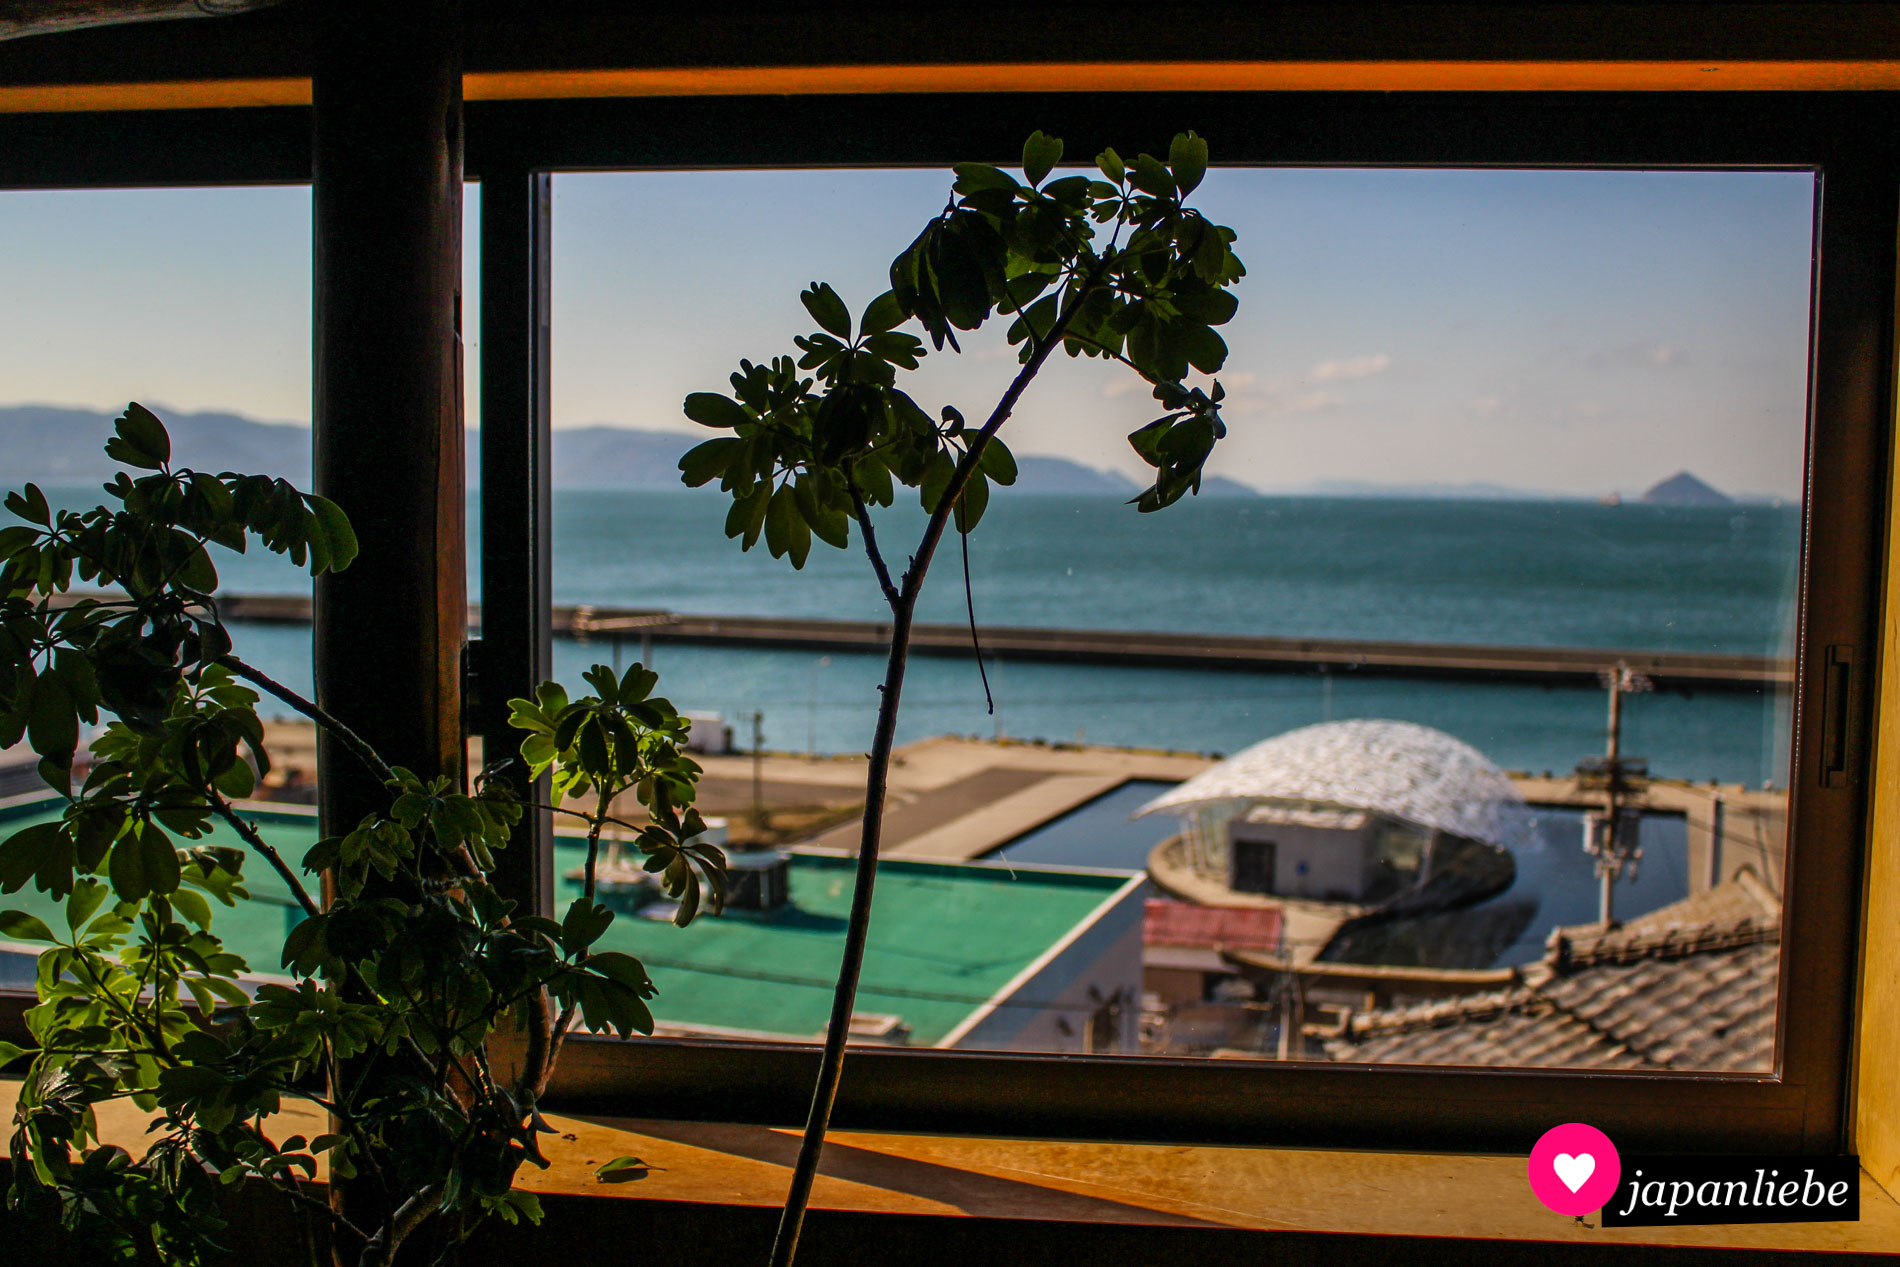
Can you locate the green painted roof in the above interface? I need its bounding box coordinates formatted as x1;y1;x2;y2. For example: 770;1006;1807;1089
0;798;1126;1046
0;798;315;979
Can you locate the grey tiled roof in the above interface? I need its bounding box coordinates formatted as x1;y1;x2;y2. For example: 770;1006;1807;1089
1322;876;1780;1072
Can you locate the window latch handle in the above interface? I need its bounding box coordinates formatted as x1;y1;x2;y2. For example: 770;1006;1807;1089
1820;643;1857;788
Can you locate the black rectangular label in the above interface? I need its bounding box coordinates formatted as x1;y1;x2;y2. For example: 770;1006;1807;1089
1602;1155;1859;1226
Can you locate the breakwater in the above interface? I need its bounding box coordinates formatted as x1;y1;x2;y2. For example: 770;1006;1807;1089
189;593;1787;689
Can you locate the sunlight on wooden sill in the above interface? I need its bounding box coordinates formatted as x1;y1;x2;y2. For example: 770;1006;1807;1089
4;1077;1894;1251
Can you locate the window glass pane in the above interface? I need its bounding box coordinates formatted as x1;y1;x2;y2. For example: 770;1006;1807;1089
560;167;1798;1071
0;181;479;827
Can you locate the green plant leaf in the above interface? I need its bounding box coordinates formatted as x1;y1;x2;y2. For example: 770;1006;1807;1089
765;482;811;569
0;822;72;895
562;897;614;953
595;1155;649;1183
306;495;359;573
683;392;752;429
170;887;212;929
0;910;56;943
679;437;740;488
1129;153;1173;198
110;824;179;900
108;402;171;469
953;469;989;533
0;1040;27;1067
65;879;108;931
859;290;907;338
800;282;852;339
25;672;77;763
919;450;956;514
5;483;49;527
1022;131;1063;186
977;437;1017;486
1169;131;1208;195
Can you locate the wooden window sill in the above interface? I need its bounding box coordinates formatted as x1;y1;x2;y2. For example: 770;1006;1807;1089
5;1077;1895;1257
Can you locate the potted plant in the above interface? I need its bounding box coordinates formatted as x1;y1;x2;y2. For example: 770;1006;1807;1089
0;405;725;1265
677;130;1244;1264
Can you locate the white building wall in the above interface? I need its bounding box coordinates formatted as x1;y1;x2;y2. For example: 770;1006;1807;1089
1228;817;1373;901
943;875;1146;1054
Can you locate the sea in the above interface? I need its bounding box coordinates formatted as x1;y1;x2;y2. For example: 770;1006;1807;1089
41;485;1800;789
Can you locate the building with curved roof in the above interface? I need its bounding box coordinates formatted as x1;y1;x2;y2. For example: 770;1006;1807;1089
1138;719;1526;846
1138;720;1526;909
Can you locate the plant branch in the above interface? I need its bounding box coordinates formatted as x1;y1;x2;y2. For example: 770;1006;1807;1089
903;256;1111;603
514;983;559;1101
274;1172;365;1255
217;654;398;786
530;801;649;835
539;782;618;1070
205;783;322;919
69;944;174;1063
768;255;1108;1267
359;1180;445;1267
959;527;993;714
846;482;899;608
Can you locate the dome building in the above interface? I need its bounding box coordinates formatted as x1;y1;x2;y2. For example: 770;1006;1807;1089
1137;720;1526;910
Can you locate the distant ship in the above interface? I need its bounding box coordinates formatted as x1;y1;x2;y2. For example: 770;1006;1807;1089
1599;491;1622;507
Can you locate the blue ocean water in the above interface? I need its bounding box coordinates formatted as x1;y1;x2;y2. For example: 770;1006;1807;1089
39;485;1800;786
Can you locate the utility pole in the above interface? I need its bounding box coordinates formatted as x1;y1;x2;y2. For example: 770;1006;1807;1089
751;710;766;830
808;655;831;758
1578;661;1652;926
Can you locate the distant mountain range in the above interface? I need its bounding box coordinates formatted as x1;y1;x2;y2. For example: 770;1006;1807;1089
1;404;320;485
0;405;1267;498
1286;478;1561;500
4;405;1782;507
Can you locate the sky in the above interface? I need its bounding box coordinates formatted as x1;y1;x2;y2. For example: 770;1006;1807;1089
0;166;1816;499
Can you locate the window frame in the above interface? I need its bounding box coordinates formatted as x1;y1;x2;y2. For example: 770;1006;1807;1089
0;86;1888;1157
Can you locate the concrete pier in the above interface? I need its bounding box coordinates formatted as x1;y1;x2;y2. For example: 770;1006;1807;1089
188;592;1791;689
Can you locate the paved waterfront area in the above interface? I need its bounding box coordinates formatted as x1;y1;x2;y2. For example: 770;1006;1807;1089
693;737;1215;860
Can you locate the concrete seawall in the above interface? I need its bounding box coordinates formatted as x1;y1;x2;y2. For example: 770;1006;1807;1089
44;592;1787;688
183;592;1791;689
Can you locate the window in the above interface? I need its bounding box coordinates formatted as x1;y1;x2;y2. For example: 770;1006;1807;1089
479;93;1881;1155
0;88;1883;1157
535;160;1809;1083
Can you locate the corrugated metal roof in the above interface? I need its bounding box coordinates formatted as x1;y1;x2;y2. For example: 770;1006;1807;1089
1136;719;1527;848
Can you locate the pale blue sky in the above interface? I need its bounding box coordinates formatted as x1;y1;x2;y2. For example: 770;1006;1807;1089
0;166;1815;498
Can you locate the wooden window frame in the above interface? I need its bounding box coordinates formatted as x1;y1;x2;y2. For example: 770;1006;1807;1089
0;86;1889;1156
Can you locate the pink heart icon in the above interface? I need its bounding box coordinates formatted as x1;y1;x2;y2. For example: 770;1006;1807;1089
1528;1124;1621;1216
1553;1152;1596;1193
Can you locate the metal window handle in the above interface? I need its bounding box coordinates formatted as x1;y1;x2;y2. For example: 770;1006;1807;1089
1821;643;1856;788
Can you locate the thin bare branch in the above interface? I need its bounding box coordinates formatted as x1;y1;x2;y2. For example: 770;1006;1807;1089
359;1180;445;1267
205;785;322;919
769;252;1112;1267
218;654;398;787
846;481;900;608
959;526;993;714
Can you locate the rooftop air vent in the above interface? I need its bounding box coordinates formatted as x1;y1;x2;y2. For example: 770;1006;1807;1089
723;847;792;912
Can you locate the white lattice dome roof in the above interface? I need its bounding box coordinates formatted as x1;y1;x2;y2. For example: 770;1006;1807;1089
1136;719;1526;848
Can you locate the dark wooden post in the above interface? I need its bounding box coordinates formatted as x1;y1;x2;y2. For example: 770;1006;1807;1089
312;6;463;1256
313;0;466;829
476;165;555;916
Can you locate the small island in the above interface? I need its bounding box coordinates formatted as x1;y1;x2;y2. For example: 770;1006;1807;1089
1641;470;1733;506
